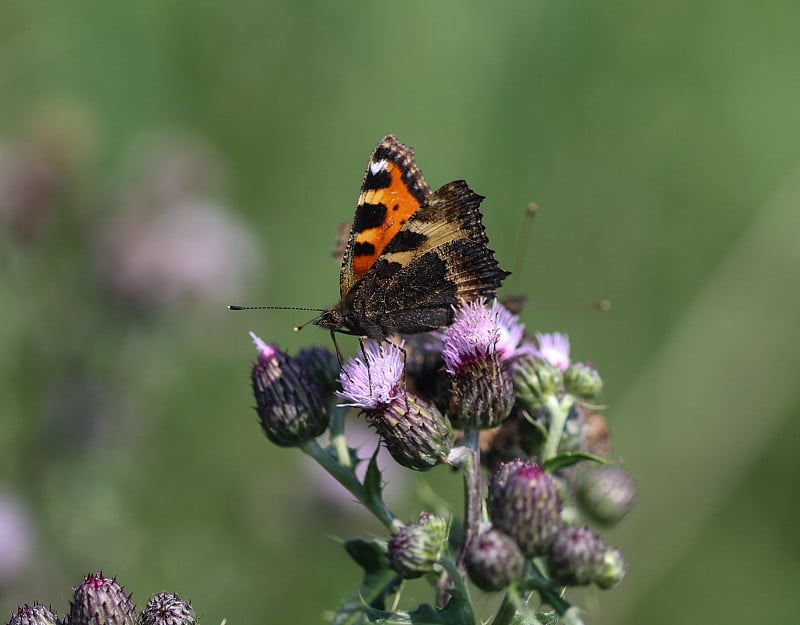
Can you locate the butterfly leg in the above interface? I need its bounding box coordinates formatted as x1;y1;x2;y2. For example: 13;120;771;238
358;336;372;393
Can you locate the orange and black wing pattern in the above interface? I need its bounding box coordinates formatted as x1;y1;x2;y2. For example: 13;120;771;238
339;134;431;296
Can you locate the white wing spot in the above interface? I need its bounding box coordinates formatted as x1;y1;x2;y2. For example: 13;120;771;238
370;159;388;175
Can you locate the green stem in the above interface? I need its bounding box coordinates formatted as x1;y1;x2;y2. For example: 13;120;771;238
301;439;399;531
328;406;351;467
439;556;476;625
456;429;481;574
542;394;574;460
491;592;517;625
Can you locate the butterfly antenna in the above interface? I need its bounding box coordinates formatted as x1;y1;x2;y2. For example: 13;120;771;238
228;305;325;312
510;201;538;292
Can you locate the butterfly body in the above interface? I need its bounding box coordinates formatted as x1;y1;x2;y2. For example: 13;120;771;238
313;135;508;340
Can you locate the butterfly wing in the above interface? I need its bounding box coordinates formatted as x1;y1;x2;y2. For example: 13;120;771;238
339;135;432;297
347;180;509;336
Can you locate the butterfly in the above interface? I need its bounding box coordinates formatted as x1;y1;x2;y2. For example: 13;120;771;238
313;134;509;342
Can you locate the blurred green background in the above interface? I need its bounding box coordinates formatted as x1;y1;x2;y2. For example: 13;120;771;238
2;1;799;623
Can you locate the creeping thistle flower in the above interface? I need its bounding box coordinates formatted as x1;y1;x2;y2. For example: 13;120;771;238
68;572;136;625
547;526;626;589
250;333;329;447
442;299;521;429
7;604;58;625
465;528;525;591
489;461;561;558
140;592;196;625
577;466;636;526
337;342;453;471
533;332;571;371
387;512;448;579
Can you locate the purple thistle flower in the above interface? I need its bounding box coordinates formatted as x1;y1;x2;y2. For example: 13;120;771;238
533;332;571;371
336;341;452;470
442;299;529;373
441;299;518;429
336;341;404;410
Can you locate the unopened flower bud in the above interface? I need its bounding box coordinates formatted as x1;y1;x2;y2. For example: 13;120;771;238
465;528;524;591
594;545;626;589
490;461;561;557
487;458;529;514
577;466;636;526
387;512;448;579
7;604;58;625
448;354;514;429
372;393;453;471
564;362;603;399
515;357;563;409
140;592;196;625
547;526;625;588
250;333;329;447
68;572;136;625
294;346;340;399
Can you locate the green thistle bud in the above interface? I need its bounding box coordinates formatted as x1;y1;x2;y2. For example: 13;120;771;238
371;393;453;471
515;357;563;409
594;545;627;589
547;526;625;588
490;461;561;557
294;346;340;398
564;362;603;399
250;334;329;447
465;528;524;591
7;604;58;625
140;592;196;625
68;572;136;625
577;466;636;526
387;512;448;579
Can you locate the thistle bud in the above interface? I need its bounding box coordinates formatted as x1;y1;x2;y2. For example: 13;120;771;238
577;466;636;526
387;512;448;579
514;357;563;409
294;346;340;399
7;604;58;625
564;362;603;399
140;592;196;625
487;458;529;514
490;461;561;557
250;333;329;447
371;393;453;471
337;342;452;471
68;572;136;625
465;528;524;591
547;526;625;588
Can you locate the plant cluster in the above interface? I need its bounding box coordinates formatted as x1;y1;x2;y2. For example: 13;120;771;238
249;298;635;624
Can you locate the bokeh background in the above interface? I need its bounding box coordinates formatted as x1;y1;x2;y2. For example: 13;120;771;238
2;1;799;623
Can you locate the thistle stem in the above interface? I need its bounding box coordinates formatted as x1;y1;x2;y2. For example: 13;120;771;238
301;439;399;531
542;395;574;460
328;406;351;467
456;428;482;575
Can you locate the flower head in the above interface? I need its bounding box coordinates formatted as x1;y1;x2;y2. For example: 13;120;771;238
69;572;137;625
387;512;449;579
336;341;404;411
442;299;529;373
465;528;525;591
534;332;571;371
7;604;58;625
140;592;196;625
250;333;329;447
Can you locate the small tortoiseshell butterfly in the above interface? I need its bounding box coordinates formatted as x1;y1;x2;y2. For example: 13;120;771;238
313;134;509;341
